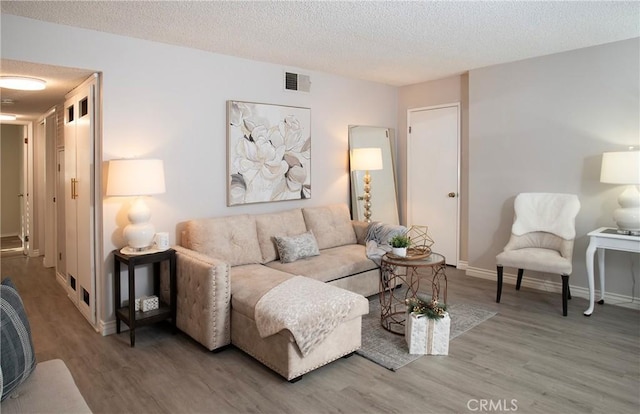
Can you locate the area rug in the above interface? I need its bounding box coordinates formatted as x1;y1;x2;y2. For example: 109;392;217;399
356;293;497;371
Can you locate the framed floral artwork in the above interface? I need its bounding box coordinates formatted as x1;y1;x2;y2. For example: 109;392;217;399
227;101;311;206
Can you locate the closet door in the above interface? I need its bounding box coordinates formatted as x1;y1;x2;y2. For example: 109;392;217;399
64;76;97;325
407;103;460;266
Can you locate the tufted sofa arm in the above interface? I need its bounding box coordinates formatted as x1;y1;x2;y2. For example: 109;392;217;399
173;245;231;351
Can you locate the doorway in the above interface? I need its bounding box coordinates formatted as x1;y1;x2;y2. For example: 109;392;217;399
407;103;461;266
1;60;102;330
1;123;26;256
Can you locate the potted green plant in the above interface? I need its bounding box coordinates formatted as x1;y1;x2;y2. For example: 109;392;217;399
389;234;410;257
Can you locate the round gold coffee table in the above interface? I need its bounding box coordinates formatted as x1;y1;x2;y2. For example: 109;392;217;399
379;252;447;335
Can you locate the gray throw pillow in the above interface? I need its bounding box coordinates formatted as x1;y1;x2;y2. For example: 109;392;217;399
1;278;36;401
274;230;320;263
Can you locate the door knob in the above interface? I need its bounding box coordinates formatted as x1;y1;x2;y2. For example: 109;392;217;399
448;192;456;198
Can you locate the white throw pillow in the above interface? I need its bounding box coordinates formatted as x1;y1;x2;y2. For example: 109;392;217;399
274;230;320;263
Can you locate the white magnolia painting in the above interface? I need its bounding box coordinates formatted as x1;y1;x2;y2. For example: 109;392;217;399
227;101;311;206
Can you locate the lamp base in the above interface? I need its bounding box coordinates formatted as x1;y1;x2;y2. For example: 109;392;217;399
123;196;156;250
613;185;640;235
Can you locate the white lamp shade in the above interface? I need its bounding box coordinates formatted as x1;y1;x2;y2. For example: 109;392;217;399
351;147;383;171
600;151;640;184
107;159;166;196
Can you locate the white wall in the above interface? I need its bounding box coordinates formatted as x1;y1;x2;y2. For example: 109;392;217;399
1;124;23;237
468;38;640;300
1;15;397;328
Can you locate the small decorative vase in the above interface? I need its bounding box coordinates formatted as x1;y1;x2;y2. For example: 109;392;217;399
392;247;407;257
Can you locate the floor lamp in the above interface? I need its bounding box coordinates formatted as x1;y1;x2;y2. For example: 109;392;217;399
600;150;640;235
351;147;383;222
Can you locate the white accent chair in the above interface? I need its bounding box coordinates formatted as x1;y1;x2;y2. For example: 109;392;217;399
496;193;581;316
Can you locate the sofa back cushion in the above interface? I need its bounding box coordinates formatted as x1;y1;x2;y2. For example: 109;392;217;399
183;215;262;266
255;209;308;263
302;204;357;250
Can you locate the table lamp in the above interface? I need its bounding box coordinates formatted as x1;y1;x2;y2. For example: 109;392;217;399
600;150;640;235
107;159;166;251
351;147;383;222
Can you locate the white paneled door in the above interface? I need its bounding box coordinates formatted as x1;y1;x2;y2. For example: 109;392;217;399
64;75;98;326
407;104;460;266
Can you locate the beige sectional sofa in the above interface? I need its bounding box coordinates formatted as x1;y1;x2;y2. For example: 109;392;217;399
172;204;379;381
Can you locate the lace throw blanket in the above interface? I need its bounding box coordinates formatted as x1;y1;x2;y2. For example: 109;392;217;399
254;276;361;356
365;222;407;265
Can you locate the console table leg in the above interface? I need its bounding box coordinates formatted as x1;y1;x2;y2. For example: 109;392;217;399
596;247;606;304
584;240;597;316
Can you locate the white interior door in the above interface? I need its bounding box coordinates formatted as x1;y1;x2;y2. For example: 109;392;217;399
44;113;57;268
407;104;460;266
21;124;30;256
64;76;97;325
56;148;66;280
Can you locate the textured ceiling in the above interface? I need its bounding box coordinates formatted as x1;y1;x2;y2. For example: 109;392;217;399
1;1;639;119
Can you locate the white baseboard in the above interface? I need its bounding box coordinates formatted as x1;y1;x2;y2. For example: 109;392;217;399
100;319;118;336
466;266;640;311
1;232;19;238
56;270;66;287
457;260;468;270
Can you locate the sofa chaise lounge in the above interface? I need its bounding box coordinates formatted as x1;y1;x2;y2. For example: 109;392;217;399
170;204;379;381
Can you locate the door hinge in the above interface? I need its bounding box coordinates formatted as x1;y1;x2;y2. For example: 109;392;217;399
53;197;56;203
25;235;29;242
58;164;61;172
24;138;28;144
409;126;412;134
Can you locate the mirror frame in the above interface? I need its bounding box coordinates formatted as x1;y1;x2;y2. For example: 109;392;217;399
349;125;399;224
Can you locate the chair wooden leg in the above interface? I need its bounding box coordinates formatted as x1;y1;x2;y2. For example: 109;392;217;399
496;266;503;303
516;269;524;290
567;283;571;300
561;274;569;316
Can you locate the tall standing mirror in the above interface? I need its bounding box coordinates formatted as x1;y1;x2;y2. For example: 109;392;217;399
349;125;399;224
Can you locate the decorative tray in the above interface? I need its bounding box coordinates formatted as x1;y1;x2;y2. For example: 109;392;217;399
387;246;432;261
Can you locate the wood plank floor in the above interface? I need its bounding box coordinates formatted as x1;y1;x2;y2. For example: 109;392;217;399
1;236;21;250
2;255;639;414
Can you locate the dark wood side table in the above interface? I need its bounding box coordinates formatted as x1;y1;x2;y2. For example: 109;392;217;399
113;248;177;347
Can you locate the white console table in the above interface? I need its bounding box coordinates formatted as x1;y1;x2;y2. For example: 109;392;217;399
584;227;640;316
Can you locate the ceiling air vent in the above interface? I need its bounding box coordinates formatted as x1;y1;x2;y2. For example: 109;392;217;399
284;71;311;92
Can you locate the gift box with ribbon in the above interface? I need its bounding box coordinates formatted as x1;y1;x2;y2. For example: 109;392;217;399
405;311;450;355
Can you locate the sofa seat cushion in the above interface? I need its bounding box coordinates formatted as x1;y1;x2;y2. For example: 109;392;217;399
230;264;369;324
265;244;378;284
183;215;263;266
302;204;357;249
230;265;295;320
255;209;307;263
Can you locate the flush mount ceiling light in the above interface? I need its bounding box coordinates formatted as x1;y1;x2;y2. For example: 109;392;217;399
0;76;47;91
0;114;17;121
